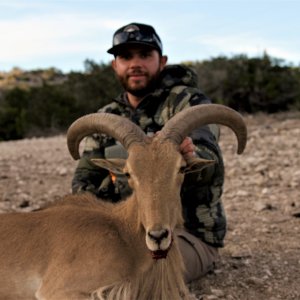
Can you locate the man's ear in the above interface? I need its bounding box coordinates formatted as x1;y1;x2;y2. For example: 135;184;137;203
160;55;168;70
90;158;126;174
184;157;215;174
111;59;117;72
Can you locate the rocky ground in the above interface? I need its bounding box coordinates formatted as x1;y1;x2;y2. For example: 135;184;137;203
0;112;299;300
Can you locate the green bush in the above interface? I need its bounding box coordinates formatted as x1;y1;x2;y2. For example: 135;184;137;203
193;54;300;113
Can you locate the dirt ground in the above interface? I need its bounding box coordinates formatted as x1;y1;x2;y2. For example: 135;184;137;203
0;112;299;300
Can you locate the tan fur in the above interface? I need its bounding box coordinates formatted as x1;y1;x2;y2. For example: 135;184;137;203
0;140;206;300
93;244;189;300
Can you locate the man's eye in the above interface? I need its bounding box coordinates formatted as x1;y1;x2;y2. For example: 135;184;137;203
140;52;151;58
118;54;131;60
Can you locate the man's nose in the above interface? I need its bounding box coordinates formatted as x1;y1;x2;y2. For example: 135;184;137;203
129;55;143;67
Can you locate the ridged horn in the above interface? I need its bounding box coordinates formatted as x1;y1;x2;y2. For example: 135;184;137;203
67;113;147;160
159;104;247;154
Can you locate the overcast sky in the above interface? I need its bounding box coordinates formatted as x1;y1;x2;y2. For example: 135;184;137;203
0;0;299;73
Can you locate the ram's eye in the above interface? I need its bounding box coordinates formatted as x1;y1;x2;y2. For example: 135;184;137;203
124;172;131;179
179;166;186;174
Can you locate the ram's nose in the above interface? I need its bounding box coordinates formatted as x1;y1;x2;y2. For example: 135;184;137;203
146;228;172;251
148;229;169;244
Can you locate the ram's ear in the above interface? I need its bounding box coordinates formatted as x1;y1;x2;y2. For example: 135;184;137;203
184;157;215;174
91;158;126;174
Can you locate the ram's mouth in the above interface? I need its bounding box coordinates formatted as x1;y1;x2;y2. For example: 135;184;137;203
150;236;173;260
150;249;170;260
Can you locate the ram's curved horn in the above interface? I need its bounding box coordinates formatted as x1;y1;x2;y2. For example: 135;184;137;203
67;113;147;160
159;104;247;154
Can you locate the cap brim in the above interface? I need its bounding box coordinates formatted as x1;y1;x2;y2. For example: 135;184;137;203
107;41;161;55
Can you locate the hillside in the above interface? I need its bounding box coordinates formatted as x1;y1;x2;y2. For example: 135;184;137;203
0;67;67;91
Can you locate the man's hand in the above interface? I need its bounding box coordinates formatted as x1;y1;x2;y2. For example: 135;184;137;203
155;131;196;160
180;137;196;160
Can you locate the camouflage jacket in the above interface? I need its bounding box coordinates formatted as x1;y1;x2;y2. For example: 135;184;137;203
72;64;226;247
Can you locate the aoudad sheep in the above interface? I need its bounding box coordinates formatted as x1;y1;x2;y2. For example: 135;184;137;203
0;104;247;300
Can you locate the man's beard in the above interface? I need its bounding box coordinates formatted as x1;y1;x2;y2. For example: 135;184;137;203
119;69;160;98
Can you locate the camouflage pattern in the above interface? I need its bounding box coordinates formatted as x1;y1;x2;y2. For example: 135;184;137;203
72;64;226;247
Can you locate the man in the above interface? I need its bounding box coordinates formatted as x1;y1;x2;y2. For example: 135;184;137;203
72;22;225;282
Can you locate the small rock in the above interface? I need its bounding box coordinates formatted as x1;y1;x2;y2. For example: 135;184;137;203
246;276;264;286
235;190;249;197
204;296;219;300
292;211;300;218
230;249;252;259
254;202;277;211
264;268;273;277
19;200;30;208
58;167;68;176
210;288;225;297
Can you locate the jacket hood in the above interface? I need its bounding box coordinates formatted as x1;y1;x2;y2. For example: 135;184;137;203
159;64;199;89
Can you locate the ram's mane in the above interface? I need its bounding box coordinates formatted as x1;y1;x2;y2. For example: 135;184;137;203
93;244;190;300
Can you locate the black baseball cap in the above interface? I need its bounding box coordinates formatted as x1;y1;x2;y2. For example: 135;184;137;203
107;22;163;55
